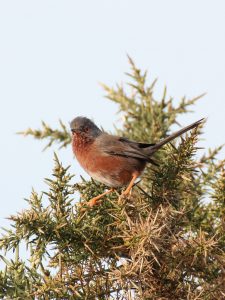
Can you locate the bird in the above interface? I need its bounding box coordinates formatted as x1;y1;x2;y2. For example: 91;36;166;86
70;116;204;207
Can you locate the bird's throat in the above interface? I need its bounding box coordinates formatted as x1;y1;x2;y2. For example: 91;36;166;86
72;133;94;154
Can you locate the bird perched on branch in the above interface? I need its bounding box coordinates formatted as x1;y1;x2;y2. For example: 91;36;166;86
70;117;204;207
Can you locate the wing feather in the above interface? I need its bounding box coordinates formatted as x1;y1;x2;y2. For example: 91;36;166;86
99;135;157;165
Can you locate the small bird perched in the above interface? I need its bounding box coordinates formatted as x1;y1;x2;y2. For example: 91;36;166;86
70;117;204;207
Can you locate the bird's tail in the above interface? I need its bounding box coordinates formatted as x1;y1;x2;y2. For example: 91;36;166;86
147;118;204;156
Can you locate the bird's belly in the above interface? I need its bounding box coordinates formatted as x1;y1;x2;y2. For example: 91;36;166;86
76;151;145;187
87;170;123;187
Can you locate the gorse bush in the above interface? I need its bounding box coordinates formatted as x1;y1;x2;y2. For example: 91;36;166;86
0;58;225;299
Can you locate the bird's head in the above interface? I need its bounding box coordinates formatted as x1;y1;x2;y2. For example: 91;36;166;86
70;116;102;139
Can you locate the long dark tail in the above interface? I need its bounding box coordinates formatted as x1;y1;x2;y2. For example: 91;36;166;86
147;118;204;156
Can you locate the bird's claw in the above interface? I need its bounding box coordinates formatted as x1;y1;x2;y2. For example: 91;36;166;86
77;198;102;212
87;198;102;207
121;188;132;197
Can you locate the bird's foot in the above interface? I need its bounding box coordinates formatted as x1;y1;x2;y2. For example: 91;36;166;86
77;197;102;212
86;197;102;207
78;188;114;211
121;188;132;197
121;173;138;197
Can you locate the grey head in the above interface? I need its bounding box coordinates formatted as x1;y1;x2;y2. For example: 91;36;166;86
70;116;102;138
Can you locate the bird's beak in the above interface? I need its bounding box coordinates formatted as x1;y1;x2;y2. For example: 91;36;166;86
71;128;83;135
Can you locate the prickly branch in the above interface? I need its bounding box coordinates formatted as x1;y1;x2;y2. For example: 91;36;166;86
1;58;225;299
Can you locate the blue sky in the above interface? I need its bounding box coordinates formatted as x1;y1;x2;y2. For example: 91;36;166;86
0;0;225;229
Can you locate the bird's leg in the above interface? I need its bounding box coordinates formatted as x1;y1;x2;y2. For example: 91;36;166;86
122;173;138;196
86;188;114;207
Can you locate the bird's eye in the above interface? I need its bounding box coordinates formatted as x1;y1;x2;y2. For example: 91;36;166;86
84;126;89;132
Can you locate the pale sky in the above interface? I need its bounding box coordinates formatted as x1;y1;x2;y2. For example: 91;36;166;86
0;0;225;230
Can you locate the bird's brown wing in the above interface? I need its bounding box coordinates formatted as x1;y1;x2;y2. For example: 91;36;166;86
97;134;157;164
118;137;155;148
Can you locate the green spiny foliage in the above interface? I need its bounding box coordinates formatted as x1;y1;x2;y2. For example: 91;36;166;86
18;120;71;150
1;58;225;299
